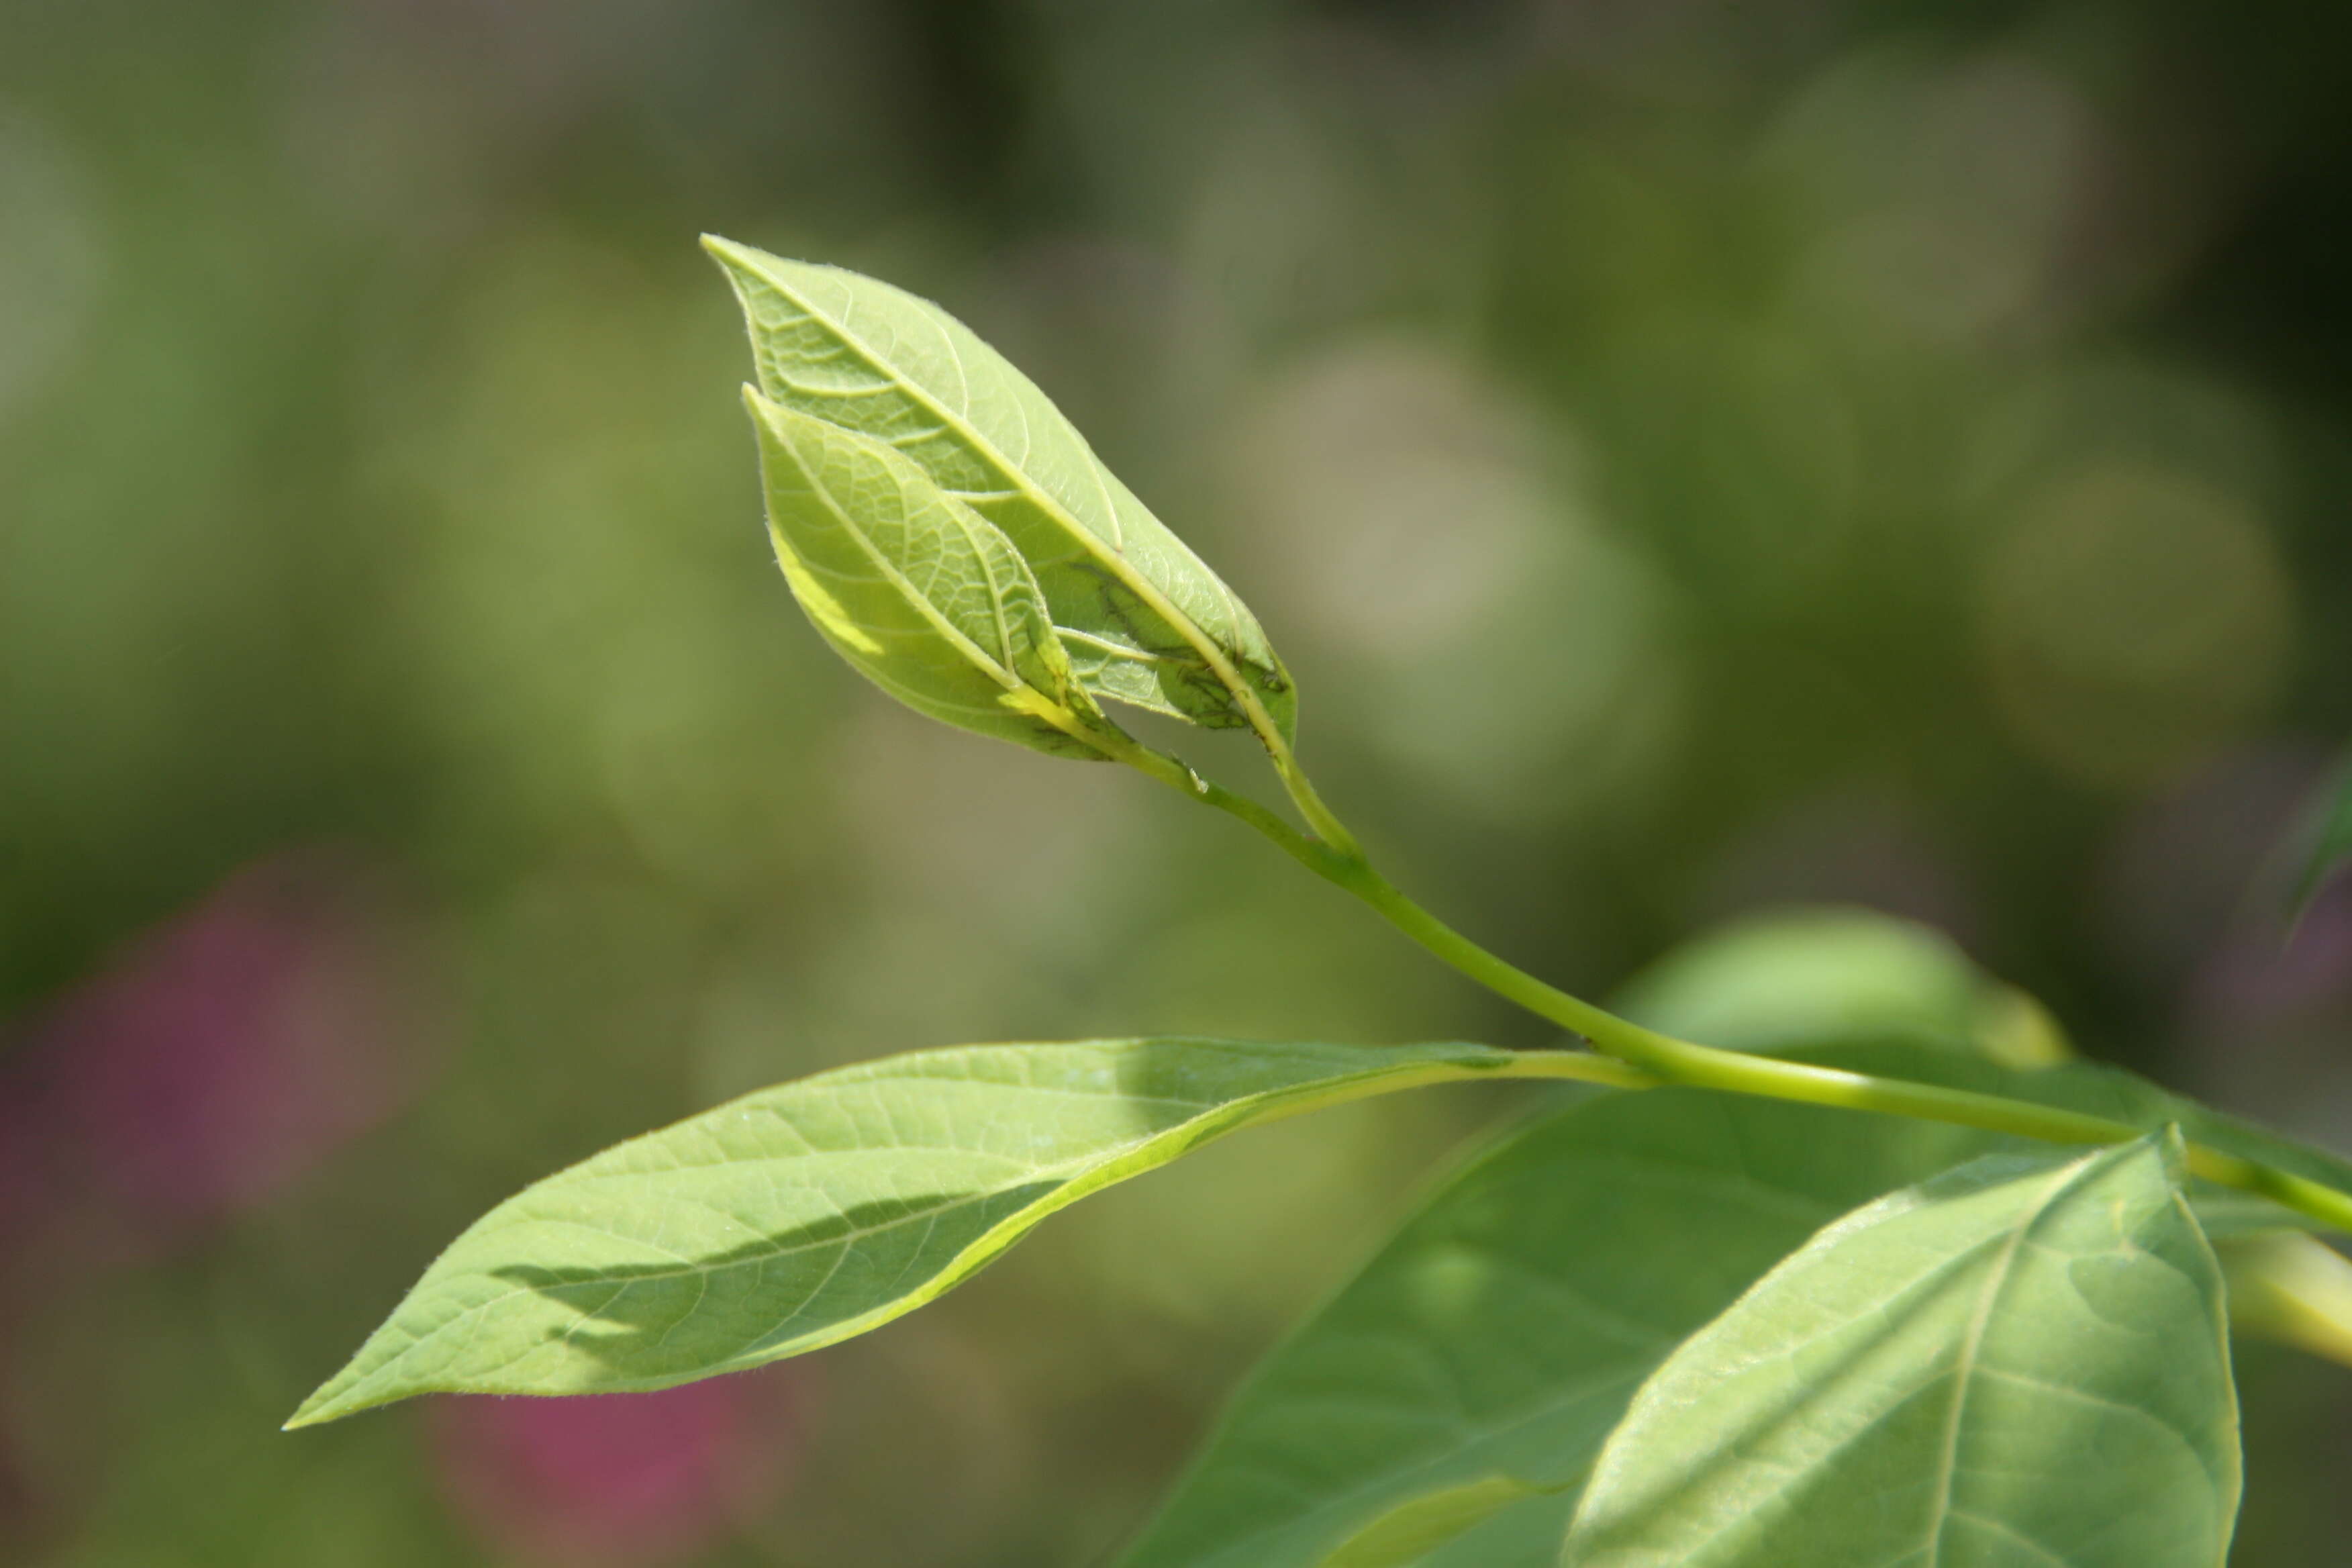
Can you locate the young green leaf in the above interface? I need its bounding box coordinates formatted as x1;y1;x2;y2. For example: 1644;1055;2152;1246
705;235;1295;742
1560;1134;2237;1568
287;1039;1517;1428
744;387;1122;760
1116;1083;2010;1568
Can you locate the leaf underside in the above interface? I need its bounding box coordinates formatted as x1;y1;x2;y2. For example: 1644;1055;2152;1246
1560;1134;2238;1568
744;389;1111;758
287;1039;1514;1428
706;235;1294;739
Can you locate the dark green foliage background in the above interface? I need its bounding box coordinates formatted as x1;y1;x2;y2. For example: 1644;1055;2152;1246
1;1;2349;1563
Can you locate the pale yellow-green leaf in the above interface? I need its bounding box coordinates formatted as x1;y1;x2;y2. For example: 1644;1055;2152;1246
707;235;1295;740
745;387;1120;759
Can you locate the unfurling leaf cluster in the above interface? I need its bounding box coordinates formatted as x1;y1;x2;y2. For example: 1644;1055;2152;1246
707;235;1294;767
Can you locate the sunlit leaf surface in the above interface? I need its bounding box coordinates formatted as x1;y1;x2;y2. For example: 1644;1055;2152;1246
743;389;1117;758
1561;1134;2237;1568
289;1040;1514;1426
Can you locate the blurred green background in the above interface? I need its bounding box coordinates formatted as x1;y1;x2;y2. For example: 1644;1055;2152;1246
3;0;2350;1563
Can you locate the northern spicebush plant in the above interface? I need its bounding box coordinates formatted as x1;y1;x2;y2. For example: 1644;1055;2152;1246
290;235;2352;1568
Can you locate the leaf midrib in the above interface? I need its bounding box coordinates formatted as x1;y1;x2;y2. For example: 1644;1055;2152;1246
1919;1160;2080;1568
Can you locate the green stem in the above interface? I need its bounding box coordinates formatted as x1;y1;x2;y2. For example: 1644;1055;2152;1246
1129;758;2352;1236
1266;746;1363;861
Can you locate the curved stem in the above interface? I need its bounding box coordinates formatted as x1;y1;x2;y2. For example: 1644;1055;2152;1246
1128;757;2352;1236
1265;745;1363;861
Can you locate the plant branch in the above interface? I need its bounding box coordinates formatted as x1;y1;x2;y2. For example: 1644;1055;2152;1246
1133;757;2352;1236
